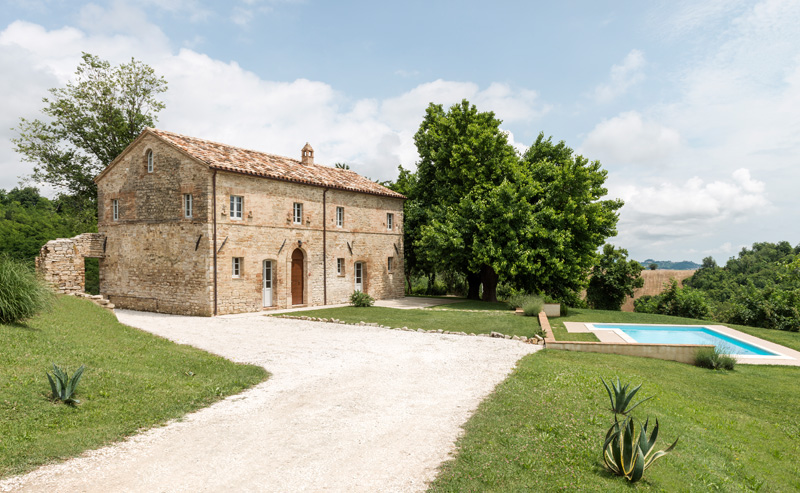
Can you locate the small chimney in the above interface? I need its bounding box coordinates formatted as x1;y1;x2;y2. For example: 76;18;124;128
301;143;314;166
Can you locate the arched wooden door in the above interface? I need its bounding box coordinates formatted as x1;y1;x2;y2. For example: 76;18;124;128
291;248;304;305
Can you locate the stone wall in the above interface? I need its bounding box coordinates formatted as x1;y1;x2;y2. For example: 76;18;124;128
97;134;213;316
36;233;106;294
95;133;405;316
214;172;405;315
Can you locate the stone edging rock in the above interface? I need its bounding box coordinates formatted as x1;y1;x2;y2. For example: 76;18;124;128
273;314;544;345
64;292;116;311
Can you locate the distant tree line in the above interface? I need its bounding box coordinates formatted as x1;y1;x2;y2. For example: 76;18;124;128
635;241;800;331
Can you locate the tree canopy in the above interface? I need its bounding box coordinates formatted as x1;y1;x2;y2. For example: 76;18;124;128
586;244;644;310
0;187;90;263
13;53;167;219
403;100;621;303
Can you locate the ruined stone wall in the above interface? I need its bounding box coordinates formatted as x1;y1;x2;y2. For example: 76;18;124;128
36;233;106;294
97;134;213;316
214;172;405;315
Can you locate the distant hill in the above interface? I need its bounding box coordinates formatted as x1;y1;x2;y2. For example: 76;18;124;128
639;259;702;270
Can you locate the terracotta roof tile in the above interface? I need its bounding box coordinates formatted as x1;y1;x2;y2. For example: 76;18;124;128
148;128;405;199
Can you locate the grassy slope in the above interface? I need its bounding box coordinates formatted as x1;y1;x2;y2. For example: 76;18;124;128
285;305;542;338
1;296;268;478
430;349;800;492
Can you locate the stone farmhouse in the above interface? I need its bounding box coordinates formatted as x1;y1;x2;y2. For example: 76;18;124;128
39;128;406;316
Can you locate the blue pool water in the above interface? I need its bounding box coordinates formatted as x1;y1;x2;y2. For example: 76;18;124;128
592;324;777;356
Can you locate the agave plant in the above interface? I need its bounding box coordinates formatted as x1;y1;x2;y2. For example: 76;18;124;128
46;363;85;405
603;416;678;482
601;377;653;416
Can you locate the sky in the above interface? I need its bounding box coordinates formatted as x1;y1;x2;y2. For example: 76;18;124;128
1;0;799;264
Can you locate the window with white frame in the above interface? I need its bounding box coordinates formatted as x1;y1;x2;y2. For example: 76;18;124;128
337;258;344;275
232;257;242;278
387;213;394;230
112;199;119;221
293;202;303;224
147;150;153;173
388;256;394;273
184;194;193;218
230;195;243;219
336;206;344;227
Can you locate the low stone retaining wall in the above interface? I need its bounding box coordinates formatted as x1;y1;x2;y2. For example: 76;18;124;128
545;340;708;365
539;311;708;365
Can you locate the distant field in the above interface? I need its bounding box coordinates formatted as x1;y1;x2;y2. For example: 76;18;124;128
621;269;696;312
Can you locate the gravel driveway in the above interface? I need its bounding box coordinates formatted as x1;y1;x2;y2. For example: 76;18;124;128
2;310;539;492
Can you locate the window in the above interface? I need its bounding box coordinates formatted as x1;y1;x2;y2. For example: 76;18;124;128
147;150;153;173
232;257;242;278
230;195;243;219
293;202;303;224
387;213;394;230
388;257;393;273
336;206;344;227
184;194;193;218
337;258;344;275
112;199;119;221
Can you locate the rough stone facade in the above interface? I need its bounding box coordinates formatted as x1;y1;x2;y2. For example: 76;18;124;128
36;233;106;294
92;130;404;316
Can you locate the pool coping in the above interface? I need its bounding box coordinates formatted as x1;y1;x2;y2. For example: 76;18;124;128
560;321;800;366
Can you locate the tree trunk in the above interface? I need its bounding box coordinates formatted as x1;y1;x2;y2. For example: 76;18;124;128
467;272;481;300
480;265;499;302
405;272;411;295
426;272;436;295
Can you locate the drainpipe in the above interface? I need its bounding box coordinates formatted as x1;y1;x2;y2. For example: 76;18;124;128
322;188;328;305
212;169;218;316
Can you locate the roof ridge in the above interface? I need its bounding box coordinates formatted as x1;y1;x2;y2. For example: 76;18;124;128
149;127;311;166
145;128;404;199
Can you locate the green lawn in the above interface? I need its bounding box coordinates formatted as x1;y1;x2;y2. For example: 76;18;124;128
428;300;511;311
1;295;268;479
279;305;542;338
430;349;800;492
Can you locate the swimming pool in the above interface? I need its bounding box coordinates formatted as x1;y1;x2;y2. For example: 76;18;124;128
589;324;779;357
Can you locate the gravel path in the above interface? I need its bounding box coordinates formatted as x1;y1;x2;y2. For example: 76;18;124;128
2;310;538;492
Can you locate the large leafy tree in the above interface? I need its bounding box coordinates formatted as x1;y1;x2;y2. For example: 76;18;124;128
514;134;623;303
408;101;621;303
13;53;167;221
586;244;644;310
412;100;520;301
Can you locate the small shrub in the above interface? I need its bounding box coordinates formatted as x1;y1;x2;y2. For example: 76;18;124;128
694;347;737;370
47;363;85;405
601;377;652;416
0;254;52;324
522;297;543;316
349;290;375;307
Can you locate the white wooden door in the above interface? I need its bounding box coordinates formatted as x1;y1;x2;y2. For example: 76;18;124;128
263;260;273;307
354;262;363;292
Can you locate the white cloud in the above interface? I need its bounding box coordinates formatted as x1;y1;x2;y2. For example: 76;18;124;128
592;49;646;104
609;169;770;250
580;111;681;166
0;12;547;191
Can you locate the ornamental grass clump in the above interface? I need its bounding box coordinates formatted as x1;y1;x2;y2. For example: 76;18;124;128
0;254;52;324
599;378;677;483
694;346;737;370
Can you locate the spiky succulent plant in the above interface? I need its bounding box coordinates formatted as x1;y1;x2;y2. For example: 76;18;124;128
602;416;678;482
601;377;653;416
